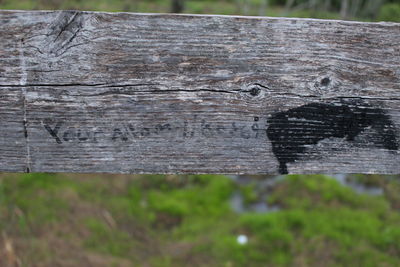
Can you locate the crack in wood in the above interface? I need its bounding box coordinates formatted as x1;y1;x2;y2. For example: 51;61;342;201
53;11;80;43
18;38;31;173
66;88;240;97
47;11;84;56
54;27;82;55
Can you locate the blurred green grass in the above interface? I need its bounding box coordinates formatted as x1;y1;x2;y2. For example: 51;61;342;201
1;0;399;22
1;173;400;266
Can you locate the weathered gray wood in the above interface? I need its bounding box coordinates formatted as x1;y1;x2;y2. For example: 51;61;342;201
0;10;399;174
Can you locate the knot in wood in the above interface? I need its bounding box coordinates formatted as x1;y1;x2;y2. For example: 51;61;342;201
241;83;270;100
249;85;261;96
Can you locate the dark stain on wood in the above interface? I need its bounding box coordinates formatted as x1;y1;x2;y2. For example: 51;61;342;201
267;102;399;174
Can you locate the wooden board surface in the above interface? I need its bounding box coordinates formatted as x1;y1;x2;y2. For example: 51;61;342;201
0;10;399;174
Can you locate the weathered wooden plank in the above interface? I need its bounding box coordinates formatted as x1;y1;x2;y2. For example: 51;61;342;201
0;10;399;174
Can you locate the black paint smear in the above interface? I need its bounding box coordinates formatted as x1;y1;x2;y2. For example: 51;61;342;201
266;102;399;174
44;122;63;144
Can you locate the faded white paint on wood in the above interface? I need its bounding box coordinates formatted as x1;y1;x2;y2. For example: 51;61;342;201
0;10;399;174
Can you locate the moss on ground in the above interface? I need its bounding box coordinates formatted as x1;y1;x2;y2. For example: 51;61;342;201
1;173;400;266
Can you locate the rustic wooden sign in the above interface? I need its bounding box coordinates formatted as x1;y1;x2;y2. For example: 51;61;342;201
0;10;399;174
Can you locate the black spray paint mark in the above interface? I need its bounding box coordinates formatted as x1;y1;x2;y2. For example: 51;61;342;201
267;102;399;174
44;122;63;144
44;119;263;144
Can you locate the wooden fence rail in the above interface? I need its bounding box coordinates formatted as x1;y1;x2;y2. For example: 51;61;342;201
0;10;399;174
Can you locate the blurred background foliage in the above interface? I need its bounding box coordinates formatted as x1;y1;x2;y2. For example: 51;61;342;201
1;173;400;266
0;0;399;21
1;0;400;266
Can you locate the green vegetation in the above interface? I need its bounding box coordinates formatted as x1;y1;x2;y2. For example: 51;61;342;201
1;0;400;22
1;173;400;266
378;3;400;22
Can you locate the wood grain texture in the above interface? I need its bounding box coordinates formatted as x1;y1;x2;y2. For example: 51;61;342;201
0;10;399;174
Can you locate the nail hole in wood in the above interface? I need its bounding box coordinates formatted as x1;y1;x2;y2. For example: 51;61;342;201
321;77;330;86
